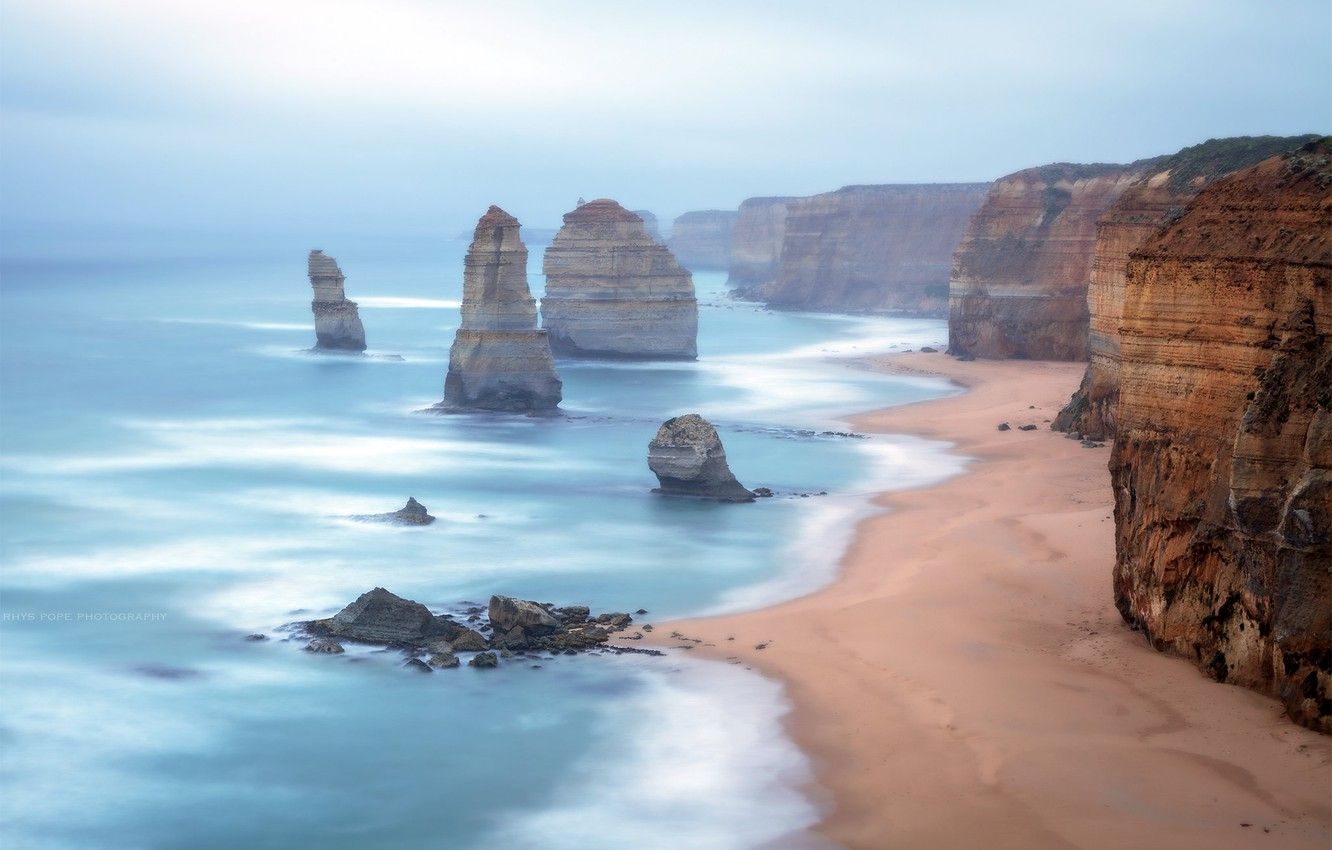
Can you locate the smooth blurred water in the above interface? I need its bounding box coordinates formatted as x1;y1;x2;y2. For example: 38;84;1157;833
0;245;961;850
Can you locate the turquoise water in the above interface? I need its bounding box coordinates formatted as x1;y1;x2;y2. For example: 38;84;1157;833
0;247;959;850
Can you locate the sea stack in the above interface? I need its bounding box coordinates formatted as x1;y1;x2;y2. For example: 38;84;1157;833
648;414;753;502
308;250;366;352
541;199;698;359
440;206;562;412
1109;139;1331;732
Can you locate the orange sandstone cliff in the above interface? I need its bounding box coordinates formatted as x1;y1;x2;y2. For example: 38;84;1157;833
948;161;1154;360
1110;140;1331;732
1054;135;1320;439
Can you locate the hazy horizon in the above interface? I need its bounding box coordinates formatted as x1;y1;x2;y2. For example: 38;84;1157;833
2;0;1328;259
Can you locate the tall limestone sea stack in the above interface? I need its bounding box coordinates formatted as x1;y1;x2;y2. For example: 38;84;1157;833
308;250;366;352
541;199;697;359
1109;140;1331;732
948;161;1153;360
1053;135;1319;440
439;206;562;412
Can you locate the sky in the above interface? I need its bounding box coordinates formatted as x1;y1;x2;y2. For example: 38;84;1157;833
1;0;1329;258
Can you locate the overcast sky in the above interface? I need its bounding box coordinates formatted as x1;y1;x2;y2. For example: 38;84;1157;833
1;0;1328;256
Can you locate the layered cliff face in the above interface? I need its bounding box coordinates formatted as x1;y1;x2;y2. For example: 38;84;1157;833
948;162;1156;360
1110;141;1331;732
1054;135;1320;439
540;199;697;359
441;206;562;412
308;250;366;352
632;210;661;241
765;184;990;315
727;196;796;299
667;210;738;271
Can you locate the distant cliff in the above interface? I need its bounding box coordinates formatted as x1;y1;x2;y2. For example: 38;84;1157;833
667;210;737;271
727;196;797;299
1109;140;1331;732
949;162;1163;360
1052;135;1319;438
632;210;661;241
764;184;989;315
308;250;366;352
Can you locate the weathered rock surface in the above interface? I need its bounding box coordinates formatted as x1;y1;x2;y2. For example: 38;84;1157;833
648;414;754;502
631;210;661;241
667;210;738;271
488;595;560;634
948;161;1159;360
307;587;479;646
727;196;797;299
541;199;698;359
766;184;990;315
308;250;366;352
1109;140;1331;732
440;206;562;412
1054;135;1320;439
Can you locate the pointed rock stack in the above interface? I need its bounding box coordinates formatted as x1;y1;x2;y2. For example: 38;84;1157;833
541;199;698;359
441;206;562;412
308;250;366;352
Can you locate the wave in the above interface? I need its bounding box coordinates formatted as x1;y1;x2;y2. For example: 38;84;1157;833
483;656;833;850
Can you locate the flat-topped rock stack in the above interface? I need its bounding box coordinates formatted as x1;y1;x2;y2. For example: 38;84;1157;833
308;250;366;352
440;206;562;412
541;199;698;359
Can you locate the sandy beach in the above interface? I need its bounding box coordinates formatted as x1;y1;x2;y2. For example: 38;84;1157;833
660;353;1332;850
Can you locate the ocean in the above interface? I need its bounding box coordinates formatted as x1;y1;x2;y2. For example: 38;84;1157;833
0;244;962;849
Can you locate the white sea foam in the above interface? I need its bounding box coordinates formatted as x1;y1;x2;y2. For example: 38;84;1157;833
486;657;833;850
356;296;460;309
705;434;969;615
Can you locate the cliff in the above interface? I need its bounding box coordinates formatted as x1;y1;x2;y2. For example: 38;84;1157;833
765;184;990;315
948;161;1158;360
308;250;366;352
440;206;562;412
1109;140;1331;732
727;196;796;299
632;210;661;241
540;199;698;359
667;210;738;271
1055;135;1321;439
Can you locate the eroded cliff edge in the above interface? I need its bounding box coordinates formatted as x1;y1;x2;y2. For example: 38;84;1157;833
727;196;797;299
541;199;698;360
667;210;737;271
1110;140;1331;732
767;183;989;315
440;206;562;412
1054;135;1319;439
948;161;1158;360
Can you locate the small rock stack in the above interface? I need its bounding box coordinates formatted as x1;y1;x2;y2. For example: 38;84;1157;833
309;250;366;352
440;207;563;412
648;414;754;502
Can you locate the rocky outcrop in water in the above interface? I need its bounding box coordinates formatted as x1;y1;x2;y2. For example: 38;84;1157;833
1053;135;1320;440
648;414;754;502
1109;140;1331;732
541;199;697;359
440;206;562;412
948;162;1158;360
727;196;797;299
308;250;366;352
299;588;653;668
766;184;989;315
667;210;738;271
351;497;436;525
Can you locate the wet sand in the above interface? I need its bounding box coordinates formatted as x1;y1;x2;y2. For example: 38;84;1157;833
659;353;1331;850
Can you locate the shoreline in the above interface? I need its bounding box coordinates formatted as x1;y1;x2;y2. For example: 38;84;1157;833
655;352;1331;850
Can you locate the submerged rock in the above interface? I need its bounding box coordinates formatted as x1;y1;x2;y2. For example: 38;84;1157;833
648;414;754;502
304;638;345;654
308;250;366;352
352;497;436;526
440;206;562;412
541;199;698;359
469;651;499;669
